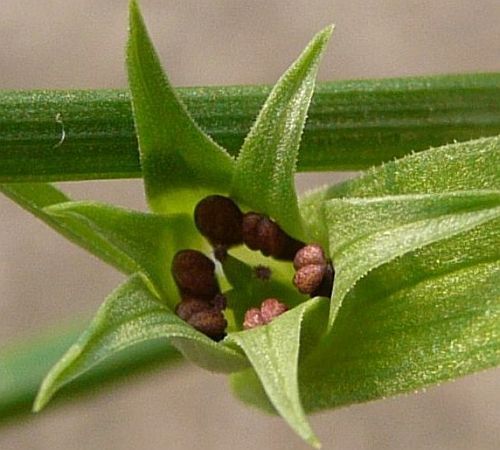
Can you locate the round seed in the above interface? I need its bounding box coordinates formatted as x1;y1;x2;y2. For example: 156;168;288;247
256;217;287;257
243;308;265;330
187;309;227;340
293;244;326;270
260;298;288;324
293;264;326;294
194;195;243;246
172;249;219;298
242;212;263;251
175;297;211;321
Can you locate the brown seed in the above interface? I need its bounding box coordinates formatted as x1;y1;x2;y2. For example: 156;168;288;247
187;309;227;340
172;249;219;298
243;308;265;330
311;262;335;298
242;212;305;260
175;297;212;321
256;217;287;257
194;195;243;246
293;264;326;294
293;244;326;270
260;298;288;324
242;212;263;251
211;293;227;311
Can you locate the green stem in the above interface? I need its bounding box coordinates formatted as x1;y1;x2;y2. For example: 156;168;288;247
0;322;182;425
1;73;499;181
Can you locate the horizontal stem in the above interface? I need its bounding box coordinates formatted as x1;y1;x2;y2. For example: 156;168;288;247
1;73;499;181
0;322;182;425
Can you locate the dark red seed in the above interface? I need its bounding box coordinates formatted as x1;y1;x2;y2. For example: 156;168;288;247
187;309;227;339
256;217;287;257
242;212;264;251
293;244;326;270
311;262;335;298
172;250;219;298
194;195;243;246
175;297;212;321
243;308;265;330
293;264;326;294
260;298;288;324
211;293;227;311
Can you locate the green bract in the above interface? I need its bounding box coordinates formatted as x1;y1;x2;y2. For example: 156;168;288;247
0;1;498;447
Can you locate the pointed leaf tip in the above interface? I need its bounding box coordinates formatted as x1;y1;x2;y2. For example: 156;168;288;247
127;0;234;214
230;25;334;239
317;24;335;43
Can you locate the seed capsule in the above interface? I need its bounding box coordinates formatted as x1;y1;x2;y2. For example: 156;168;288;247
242;212;305;261
194;195;243;247
293;264;326;294
256;217;287;257
172;249;219;298
260;298;288;324
243;308;265;330
293;244;326;270
241;212;263;251
175;297;212;321
187;309;227;341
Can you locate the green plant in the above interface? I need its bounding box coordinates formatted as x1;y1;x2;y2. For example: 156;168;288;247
1;1;499;446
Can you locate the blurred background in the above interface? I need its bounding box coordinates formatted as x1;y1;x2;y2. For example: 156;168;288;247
1;0;499;449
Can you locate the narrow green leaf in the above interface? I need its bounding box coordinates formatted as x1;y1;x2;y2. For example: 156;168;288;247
127;0;235;214
45;201;202;306
34;274;247;412
227;298;328;448
0;183;164;277
0;320;182;423
235;138;500;415
235;135;500;414
231;26;333;239
300;135;500;244
297;218;500;412
311;135;500;326
0;184;201;306
326;191;500;326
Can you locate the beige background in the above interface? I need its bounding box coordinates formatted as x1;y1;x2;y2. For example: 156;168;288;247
1;1;499;449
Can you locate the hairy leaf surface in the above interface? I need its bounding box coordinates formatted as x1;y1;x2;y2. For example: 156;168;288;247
228;298;328;448
46;201;200;306
231;26;333;239
127;0;235;214
34;274;248;412
234;136;500;421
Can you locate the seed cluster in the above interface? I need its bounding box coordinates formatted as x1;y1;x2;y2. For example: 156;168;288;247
293;244;334;298
194;195;304;260
243;298;289;330
172;250;227;341
172;195;335;340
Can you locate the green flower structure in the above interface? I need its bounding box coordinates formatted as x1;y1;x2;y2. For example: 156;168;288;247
1;1;498;447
